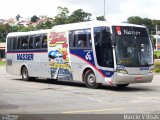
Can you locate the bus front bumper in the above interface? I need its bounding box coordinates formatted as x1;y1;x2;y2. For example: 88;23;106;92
113;73;154;85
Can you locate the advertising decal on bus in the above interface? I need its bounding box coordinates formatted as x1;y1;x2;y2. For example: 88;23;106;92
48;31;73;80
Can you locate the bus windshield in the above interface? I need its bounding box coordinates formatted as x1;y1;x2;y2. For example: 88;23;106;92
112;26;153;67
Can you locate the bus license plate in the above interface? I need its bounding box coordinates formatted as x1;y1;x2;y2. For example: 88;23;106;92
135;77;143;81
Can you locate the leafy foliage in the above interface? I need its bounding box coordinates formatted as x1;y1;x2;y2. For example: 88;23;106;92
128;16;143;25
154;61;160;73
0;61;6;65
67;9;92;23
54;6;69;25
31;15;40;22
0;23;13;42
36;21;53;29
96;16;106;21
18;25;36;32
54;7;92;24
154;51;160;59
127;16;154;34
15;14;21;22
152;20;160;26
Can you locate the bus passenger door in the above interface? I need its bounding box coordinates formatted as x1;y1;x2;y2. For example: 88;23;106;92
93;27;114;81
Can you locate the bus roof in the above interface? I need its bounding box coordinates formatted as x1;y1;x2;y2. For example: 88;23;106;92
7;21;147;37
7;29;50;37
52;21;146;31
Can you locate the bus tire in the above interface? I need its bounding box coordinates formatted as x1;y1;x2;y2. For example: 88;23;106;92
116;84;129;88
47;78;58;83
84;70;100;89
21;66;30;81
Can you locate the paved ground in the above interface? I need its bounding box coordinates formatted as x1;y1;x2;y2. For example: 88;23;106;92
0;65;160;116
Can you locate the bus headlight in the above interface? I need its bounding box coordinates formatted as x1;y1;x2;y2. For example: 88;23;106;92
116;69;128;74
149;68;154;73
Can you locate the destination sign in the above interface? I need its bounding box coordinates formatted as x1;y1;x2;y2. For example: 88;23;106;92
112;26;148;37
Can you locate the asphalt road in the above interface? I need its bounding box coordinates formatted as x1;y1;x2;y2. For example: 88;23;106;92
0;65;160;116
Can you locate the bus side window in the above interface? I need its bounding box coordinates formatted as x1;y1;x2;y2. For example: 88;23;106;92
34;34;42;49
18;36;29;49
7;37;17;50
85;29;91;48
7;37;12;50
73;29;91;48
42;34;47;48
22;43;29;49
12;37;17;50
17;37;21;49
29;36;34;49
36;42;42;49
75;30;86;48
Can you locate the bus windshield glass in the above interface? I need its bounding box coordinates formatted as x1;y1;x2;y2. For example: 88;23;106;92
112;26;153;67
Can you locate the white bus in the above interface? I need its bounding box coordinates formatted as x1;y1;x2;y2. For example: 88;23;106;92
6;21;154;88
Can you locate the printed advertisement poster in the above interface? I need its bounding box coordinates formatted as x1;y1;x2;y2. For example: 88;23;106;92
48;30;73;80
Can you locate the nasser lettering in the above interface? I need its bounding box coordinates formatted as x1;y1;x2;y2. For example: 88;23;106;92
17;54;34;60
123;29;141;36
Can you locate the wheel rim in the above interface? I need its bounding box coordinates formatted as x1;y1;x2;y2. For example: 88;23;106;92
87;74;96;85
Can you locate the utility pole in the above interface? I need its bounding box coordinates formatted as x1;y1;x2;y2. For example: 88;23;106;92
156;25;158;50
104;0;106;18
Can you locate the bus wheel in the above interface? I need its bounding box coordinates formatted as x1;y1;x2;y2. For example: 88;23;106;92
84;70;100;89
47;78;58;83
116;84;129;88
21;66;30;81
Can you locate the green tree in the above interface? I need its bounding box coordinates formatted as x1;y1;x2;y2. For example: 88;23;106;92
127;16;143;25
127;16;155;34
96;16;106;21
142;18;154;33
18;25;36;32
0;24;6;42
152;20;160;25
54;7;92;24
54;6;69;25
0;23;12;42
36;21;53;30
67;9;92;23
44;21;53;29
31;15;40;22
16;14;21;22
11;26;19;32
